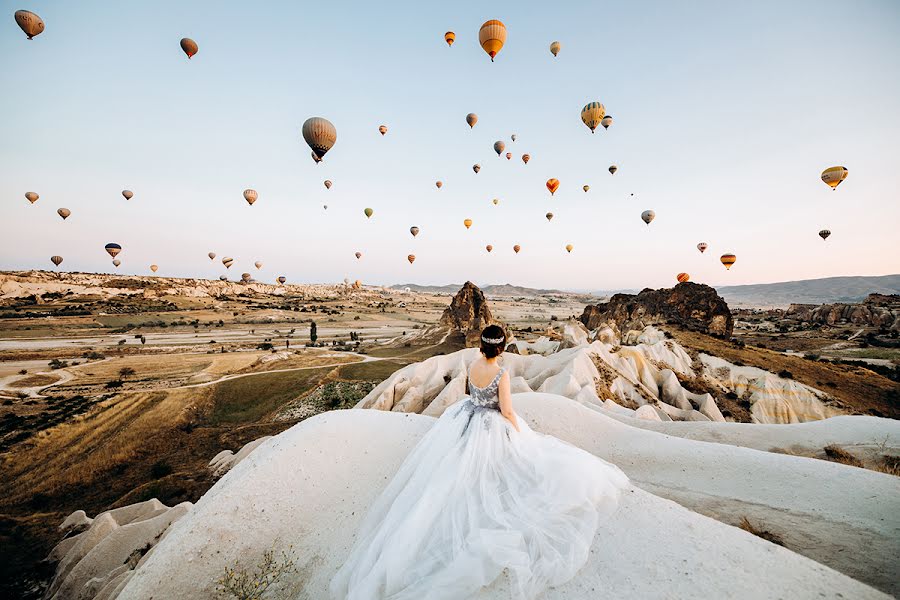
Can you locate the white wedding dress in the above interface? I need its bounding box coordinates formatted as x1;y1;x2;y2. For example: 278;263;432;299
330;367;629;600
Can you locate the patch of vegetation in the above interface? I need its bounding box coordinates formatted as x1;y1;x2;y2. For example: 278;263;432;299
150;460;174;479
823;444;864;468
48;359;68;370
208;367;331;425
216;546;298;600
738;517;785;546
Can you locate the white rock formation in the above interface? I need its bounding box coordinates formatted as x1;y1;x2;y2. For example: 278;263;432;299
208;436;274;477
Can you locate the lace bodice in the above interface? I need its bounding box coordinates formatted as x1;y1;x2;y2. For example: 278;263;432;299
468;367;504;409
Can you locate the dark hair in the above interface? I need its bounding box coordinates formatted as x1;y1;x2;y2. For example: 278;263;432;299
479;324;506;358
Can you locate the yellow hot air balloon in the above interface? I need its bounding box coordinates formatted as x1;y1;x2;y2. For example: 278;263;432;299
410;226;419;237
353;280;362;289
486;245;493;253
583;185;590;192
641;210;655;225
355;252;362;259
57;208;71;220
435;181;442;189
378;125;388;136
546;178;560;195
720;254;736;270
522;154;530;164
492;198;499;205
821;166;848;190
324;180;332;189
150;264;159;273
565;244;573;253
25;192;38;204
50;255;63;267
254;261;263;269
581;102;606;133
677;273;690;283
122;190;134;200
546;212;554;221
513;244;521;254
180;37;198;59
505;152;512;160
243;189;258;205
208;252;216;260
473;164;481;173
550;41;561;57
14;10;44;40
493;140;505;156
407;254;416;264
697;242;708;253
466;113;478;128
478;20;507;62
463;218;473;229
445;31;455;46
601;115;613;130
302;117;337;162
364;208;374;218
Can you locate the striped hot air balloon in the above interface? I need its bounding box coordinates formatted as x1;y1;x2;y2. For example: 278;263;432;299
821;166;848;190
473;164;481;173
243;189;258;205
50;255;63;267
105;243;122;258
478;20;507;62
222;257;234;269
522;154;530;164
407;254;416;264
546;179;560;195
819;229;831;241
581;102;606;133
302;117;337;162
697;242;708;253
513;245;521;254
445;31;455;46
324;180;332;189
720;254;736;270
277;276;287;284
677;273;690;283
601;115;613;130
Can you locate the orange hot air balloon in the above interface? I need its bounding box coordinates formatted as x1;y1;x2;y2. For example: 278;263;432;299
150;264;159;273
435;181;442;189
463;218;473;229
821;166;848;190
486;245;493;253
57;208;71;220
378;125;388;136
505;152;512;160
466;113;478;128
25;192;39;204
546;179;560;195
180;38;198;59
445;31;455;46
677;273;690;283
407;254;416;264
478;20;507;62
565;244;573;253
14;10;44;39
513;245;521;254
720;254;736;270
522;154;530;164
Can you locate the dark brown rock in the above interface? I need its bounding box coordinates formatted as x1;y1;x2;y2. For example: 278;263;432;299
439;281;501;346
580;282;734;338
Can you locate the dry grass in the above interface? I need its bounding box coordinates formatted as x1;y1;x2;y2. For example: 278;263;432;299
823;444;864;468
6;374;59;389
873;455;900;476
738;516;785;546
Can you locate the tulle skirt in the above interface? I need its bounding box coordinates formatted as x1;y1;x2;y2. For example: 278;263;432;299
330;398;629;600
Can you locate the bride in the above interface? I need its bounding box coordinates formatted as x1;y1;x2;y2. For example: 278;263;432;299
330;325;629;599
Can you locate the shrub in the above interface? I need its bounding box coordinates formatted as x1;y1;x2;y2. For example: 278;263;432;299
105;380;124;389
18;369;27;375
217;546;298;600
119;367;136;379
150;460;174;479
257;342;274;351
777;369;793;379
823;444;863;468
48;359;68;370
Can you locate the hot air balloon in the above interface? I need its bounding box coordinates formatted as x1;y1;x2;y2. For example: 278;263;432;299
522;154;530;164
410;226;419;237
697;242;708;254
57;208;71;220
493;141;505;156
546;179;560;195
601;115;613;130
819;229;831;241
25;192;38;204
505;152;512;160
492;198;499;205
50;255;63;267
241;272;251;282
407;254;416;264
445;31;455;46
353;280;362;289
473;164;481;173
355;252;362;259
150;264;158;273
550;41;561;57
378;125;388;136
546;212;554;221
105;243;122;258
464;218;473;229
478;20;507;62
581;102;606;133
466;113;478;128
677;273;690;283
821;166;848;190
364;208;374;218
302;117;337;162
113;259;121;267
323;205;328;210
565;244;573;253
583;185;590;192
513;245;521;254
222;257;234;268
254;261;262;269
608;165;618;176
219;275;228;281
180;38;198;59
435;181;442;189
324;180;332;189
486;245;493;253
122;190;134;200
641;210;655;225
243;189;258;205
720;254;736;270
14;10;44;39
511;134;517;142
277;276;287;284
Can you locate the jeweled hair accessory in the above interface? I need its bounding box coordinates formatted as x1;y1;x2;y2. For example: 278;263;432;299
481;334;505;344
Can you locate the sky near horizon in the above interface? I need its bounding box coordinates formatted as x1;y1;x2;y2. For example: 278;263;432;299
2;0;899;291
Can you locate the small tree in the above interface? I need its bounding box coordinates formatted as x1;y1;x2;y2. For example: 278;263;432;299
119;367;136;380
309;321;318;345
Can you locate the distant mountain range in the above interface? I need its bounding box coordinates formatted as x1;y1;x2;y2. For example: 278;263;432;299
716;274;900;307
391;283;575;297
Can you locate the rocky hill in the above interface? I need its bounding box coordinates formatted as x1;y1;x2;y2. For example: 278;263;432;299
438;281;502;346
785;294;900;331
580;282;733;338
718;274;900;307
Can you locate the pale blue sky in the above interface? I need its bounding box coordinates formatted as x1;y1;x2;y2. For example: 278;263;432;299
2;0;899;290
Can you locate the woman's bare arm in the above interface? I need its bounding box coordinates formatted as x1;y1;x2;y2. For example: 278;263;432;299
497;371;519;432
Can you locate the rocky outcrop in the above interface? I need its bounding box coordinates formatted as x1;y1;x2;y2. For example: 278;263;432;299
439;281;500;346
785;294;900;330
580;282;733;338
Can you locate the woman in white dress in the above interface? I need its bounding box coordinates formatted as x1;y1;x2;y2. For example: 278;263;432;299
330;325;629;599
